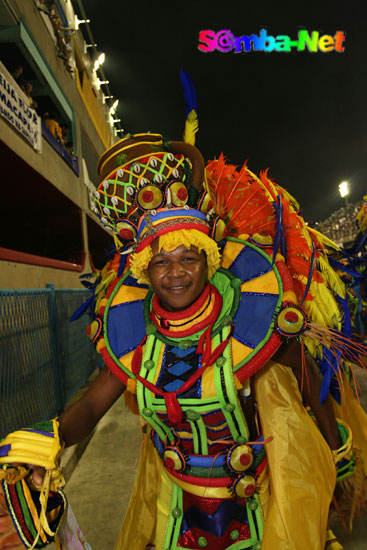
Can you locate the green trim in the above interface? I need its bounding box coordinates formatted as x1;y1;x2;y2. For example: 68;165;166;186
184;464;229;478
164;481;182;549
247;494;264;541
213;329;249;442
188;419;201;454
337;463;356;482
223;334;250;440
221;538;256;549
195;417;209;455
172;484;183;546
335;421;356;482
151;398;220;411
138;336;174;443
15;482;38;540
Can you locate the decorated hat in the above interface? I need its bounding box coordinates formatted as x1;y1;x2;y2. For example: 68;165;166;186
135;207;209;252
92;132;206;247
129;207;222;284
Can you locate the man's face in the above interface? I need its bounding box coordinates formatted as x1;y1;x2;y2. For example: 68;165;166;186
147;242;208;312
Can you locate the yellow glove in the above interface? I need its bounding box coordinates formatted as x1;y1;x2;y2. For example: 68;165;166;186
0;418;64;471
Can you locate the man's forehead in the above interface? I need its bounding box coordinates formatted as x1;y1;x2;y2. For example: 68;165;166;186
151;242;200;256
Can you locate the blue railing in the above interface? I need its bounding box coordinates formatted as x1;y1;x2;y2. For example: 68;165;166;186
41;122;79;176
0;285;100;438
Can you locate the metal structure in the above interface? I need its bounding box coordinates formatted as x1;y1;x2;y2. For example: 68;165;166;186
0;285;100;438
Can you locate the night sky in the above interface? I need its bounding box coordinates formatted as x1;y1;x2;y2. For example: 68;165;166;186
73;1;367;223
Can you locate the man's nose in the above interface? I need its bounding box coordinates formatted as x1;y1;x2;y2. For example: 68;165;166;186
168;261;185;277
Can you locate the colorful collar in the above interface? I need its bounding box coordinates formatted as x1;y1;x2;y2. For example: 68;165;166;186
149;284;221;337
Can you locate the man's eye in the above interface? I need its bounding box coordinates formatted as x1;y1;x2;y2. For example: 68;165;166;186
182;256;196;262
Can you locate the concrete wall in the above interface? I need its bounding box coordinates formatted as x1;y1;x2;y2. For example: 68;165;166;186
0;258;91;289
0;0;114;289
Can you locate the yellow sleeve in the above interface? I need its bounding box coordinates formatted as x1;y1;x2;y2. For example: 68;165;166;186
254;361;336;550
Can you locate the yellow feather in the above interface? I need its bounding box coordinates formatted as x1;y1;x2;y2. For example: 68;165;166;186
308;227;341;252
301;281;342;329
279;185;300;212
245;169;276;203
183;109;199;145
317;255;346;299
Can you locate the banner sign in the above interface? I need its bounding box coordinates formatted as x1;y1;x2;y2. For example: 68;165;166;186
0;62;42;151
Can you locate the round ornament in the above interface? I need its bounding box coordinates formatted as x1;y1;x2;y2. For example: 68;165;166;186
115;219;138;241
227;444;253;473
277;307;306;337
166;181;188;207
210;216;227;242
197;191;214;214
163;447;186;472
136;185;164;211
233;474;256;499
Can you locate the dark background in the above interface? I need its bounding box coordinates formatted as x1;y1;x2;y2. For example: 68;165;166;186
73;1;367;223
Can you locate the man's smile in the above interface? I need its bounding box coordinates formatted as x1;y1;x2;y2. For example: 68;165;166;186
148;243;207;311
164;284;190;292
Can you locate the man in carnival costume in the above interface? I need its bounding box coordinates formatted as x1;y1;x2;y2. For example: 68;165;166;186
1;123;367;549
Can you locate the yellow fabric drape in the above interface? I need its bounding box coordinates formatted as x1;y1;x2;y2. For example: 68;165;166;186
114;437;162;550
255;361;336;550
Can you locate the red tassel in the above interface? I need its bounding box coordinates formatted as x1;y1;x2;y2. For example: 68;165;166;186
196;328;206;355
164;392;183;424
132;345;143;375
132;336;147;375
197;325;212;363
205;337;230;367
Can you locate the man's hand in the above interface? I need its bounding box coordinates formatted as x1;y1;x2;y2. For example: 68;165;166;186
27;465;46;486
273;340;342;450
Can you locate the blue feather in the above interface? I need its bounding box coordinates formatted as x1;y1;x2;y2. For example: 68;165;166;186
179;70;198;116
328;257;364;279
272;196;287;263
118;254;127;278
317;346;342;404
69;294;95;322
300;243;315;306
337;295;352;337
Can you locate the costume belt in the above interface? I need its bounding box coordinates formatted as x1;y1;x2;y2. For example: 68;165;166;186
152;431;267;500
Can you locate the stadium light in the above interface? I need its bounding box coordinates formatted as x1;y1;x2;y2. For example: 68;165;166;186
110;99;119;115
338;181;349;198
94;53;106;71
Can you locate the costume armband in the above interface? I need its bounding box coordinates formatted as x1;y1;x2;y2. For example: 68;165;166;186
0;419;66;548
332;419;355;482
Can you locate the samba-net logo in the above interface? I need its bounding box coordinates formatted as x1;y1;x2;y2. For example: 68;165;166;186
198;29;346;53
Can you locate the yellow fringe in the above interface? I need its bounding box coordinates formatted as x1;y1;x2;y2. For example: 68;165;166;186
0;466;28;484
129;229;221;284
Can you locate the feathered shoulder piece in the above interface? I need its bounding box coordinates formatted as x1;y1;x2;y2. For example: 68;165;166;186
205;155;342;311
204;156;367;403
